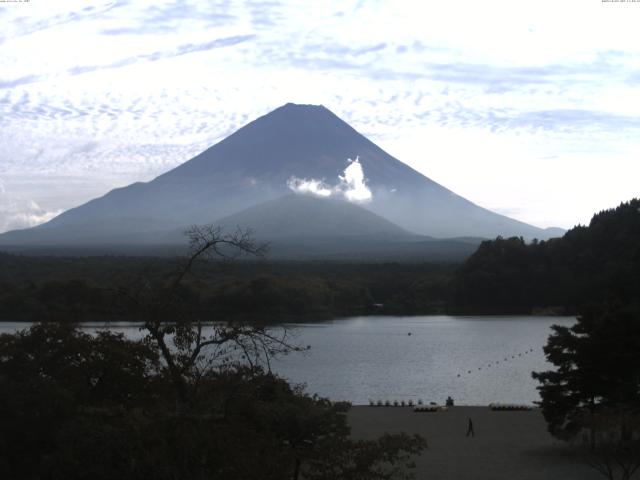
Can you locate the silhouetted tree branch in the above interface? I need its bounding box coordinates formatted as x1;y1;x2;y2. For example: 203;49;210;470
117;225;305;408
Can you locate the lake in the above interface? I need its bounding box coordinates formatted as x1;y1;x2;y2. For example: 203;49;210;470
0;315;574;406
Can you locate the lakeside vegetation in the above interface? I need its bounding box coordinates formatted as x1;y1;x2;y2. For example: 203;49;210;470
1;199;638;322
0;257;455;322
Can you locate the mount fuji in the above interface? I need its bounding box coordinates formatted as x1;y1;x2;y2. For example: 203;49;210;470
0;103;562;258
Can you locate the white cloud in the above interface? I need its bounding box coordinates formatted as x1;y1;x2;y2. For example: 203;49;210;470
286;177;332;197
0;180;62;232
287;156;372;203
338;157;372;202
4;208;61;231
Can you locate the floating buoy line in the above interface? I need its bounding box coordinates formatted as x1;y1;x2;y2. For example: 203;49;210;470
455;347;537;378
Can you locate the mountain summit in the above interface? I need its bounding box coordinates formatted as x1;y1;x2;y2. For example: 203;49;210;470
0;103;560;250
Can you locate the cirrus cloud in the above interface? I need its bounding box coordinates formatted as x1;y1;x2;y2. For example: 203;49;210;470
0;0;639;232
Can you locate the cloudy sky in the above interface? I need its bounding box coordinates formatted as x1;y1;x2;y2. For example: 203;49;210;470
0;0;639;233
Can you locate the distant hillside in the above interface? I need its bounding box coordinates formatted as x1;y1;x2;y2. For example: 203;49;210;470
215;194;412;239
451;199;640;313
213;195;479;261
0;193;480;261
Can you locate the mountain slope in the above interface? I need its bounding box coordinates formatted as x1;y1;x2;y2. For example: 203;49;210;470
0;103;562;247
215;194;412;240
212;194;479;261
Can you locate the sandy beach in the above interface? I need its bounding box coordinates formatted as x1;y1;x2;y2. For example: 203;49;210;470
349;406;601;480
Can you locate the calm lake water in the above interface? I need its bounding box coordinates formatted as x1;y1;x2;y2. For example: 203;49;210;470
0;315;575;406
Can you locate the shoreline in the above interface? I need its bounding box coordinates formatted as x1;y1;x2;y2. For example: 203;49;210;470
348;405;600;480
0;312;576;324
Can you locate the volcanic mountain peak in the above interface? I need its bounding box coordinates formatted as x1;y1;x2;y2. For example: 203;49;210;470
165;101;420;186
0;102;564;252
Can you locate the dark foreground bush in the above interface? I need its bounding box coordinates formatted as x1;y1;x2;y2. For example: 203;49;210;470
0;323;426;480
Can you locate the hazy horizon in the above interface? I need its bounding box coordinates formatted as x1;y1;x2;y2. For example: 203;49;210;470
1;0;639;233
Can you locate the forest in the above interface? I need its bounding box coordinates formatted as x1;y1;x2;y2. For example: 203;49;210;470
0;256;454;322
451;199;640;313
0;198;638;322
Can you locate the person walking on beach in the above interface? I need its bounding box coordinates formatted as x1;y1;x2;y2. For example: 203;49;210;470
466;417;475;437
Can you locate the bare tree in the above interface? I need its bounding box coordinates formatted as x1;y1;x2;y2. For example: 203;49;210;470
118;225;304;408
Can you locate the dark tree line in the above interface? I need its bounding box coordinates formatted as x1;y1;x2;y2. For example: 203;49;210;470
1;199;638;321
451;199;640;313
0;253;456;322
525;199;640;479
